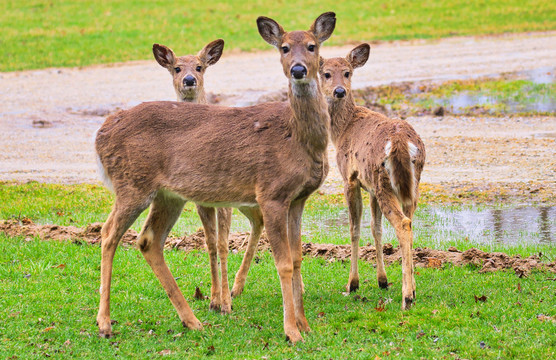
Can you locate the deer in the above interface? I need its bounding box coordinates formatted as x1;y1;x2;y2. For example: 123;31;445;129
152;39;236;314
319;44;426;309
94;12;336;343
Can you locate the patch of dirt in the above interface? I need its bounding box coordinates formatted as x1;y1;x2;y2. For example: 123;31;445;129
2;220;554;277
1;32;555;199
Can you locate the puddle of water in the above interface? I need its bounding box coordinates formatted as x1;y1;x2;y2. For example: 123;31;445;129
428;90;556;115
418;206;555;246
311;206;555;246
517;66;555;84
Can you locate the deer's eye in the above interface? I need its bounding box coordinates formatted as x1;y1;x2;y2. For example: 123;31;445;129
281;46;290;54
344;71;350;78
324;73;331;79
174;67;181;73
196;66;202;72
307;44;315;52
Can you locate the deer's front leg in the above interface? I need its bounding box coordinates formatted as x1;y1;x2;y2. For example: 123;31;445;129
288;198;310;333
260;200;302;343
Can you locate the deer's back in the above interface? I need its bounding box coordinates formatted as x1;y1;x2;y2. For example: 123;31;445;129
95;101;325;205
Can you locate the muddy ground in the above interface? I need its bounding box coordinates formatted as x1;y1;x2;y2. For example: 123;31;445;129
2;220;555;277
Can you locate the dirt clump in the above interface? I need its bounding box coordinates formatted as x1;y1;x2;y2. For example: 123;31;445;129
2;220;553;277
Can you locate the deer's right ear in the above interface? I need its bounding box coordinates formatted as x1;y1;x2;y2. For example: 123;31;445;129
199;39;225;66
257;16;285;47
347;43;370;69
319;56;325;70
153;44;176;70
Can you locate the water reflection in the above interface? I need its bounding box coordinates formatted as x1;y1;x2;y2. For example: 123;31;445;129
419;206;555;245
317;206;555;246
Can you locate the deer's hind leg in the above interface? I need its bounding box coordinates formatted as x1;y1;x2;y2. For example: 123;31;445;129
231;207;264;298
216;207;233;314
376;189;415;310
370;194;388;289
344;179;363;292
139;191;202;330
97;194;152;338
196;205;222;312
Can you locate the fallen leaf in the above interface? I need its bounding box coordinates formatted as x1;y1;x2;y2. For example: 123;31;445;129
194;287;205;300
417;331;425;339
158;349;172;356
42;326;55;332
317;312;325;318
474;295;487;303
517;283;521;292
52;264;66;269
537;314;556;323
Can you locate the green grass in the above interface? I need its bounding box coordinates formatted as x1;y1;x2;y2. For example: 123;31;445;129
2;0;556;71
1;235;555;358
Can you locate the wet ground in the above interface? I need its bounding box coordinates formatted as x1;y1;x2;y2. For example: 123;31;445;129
2;219;554;277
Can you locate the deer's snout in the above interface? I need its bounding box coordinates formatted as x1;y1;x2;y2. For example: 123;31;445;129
291;64;307;80
333;87;346;98
184;75;196;87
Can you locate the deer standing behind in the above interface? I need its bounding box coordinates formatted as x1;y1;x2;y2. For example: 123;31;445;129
153;39;237;314
95;12;335;343
320;44;426;309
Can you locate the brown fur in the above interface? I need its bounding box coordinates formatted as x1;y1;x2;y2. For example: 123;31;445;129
320;44;425;309
95;12;336;344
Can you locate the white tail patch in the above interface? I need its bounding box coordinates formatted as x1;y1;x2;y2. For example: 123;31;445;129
408;142;418;158
94;127;114;192
384;140;392;156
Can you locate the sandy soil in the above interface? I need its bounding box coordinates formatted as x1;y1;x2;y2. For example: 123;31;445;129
0;31;555;196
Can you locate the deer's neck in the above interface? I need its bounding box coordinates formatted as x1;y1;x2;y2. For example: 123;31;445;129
327;93;356;146
178;88;207;104
288;79;330;158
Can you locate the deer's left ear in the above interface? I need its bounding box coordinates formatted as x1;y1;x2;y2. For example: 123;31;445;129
346;43;370;69
199;39;225;66
310;12;336;44
318;56;325;70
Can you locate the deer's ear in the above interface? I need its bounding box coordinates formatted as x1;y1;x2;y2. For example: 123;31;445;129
310;12;336;44
199;39;225;66
257;16;285;47
319;56;325;70
347;43;370;69
153;44;176;70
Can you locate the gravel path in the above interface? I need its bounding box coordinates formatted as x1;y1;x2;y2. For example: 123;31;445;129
0;31;555;194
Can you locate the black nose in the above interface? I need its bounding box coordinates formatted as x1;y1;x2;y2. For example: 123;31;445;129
291;65;307;80
334;87;346;98
184;75;196;87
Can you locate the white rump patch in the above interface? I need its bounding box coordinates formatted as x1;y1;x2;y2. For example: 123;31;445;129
384;141;392;156
408;142;418;158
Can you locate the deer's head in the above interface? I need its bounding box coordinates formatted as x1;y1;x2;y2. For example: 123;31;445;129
320;43;370;102
153;39;224;102
257;12;336;87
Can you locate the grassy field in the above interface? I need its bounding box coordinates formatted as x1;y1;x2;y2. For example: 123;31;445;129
1;0;555;71
1;234;555;359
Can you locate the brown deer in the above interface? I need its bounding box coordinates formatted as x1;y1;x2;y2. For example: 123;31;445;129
95;12;335;343
319;44;425;309
153;40;236;314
